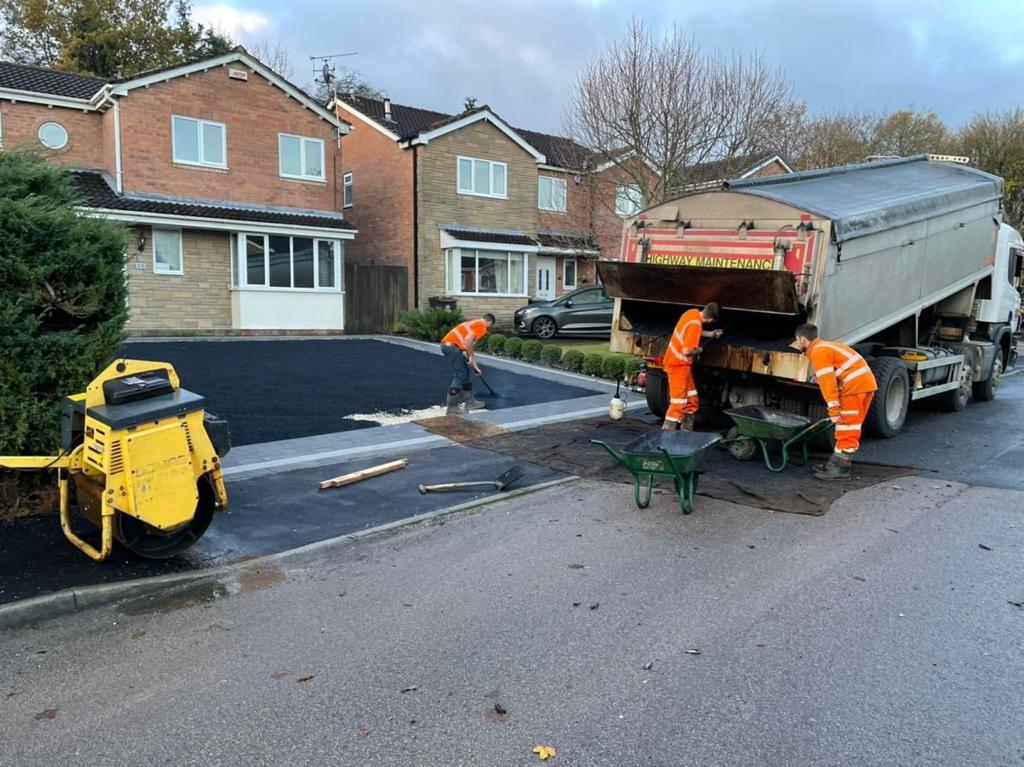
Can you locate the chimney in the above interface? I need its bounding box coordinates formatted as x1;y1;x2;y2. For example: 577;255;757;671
383;97;392;122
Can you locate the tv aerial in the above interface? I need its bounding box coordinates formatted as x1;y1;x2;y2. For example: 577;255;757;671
310;51;358;89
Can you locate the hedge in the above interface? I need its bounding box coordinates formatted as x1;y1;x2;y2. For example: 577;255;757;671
540;345;563;365
563;349;585;371
623;356;640;379
487;333;507;354
600;355;627;380
503;336;523;358
0;150;129;456
399;307;464;342
582;352;604;376
521;339;542;362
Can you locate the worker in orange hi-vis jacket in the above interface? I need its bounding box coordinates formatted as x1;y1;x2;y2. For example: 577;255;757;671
793;323;878;480
662;302;723;431
440;314;495;414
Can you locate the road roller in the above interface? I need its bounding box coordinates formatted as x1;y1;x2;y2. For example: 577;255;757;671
0;359;230;561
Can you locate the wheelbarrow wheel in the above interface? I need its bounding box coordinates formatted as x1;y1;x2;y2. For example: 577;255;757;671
634;475;654;509
725;427;758;461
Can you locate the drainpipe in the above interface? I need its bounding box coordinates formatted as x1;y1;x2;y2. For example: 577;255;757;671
412;144;419;309
99;88;123;192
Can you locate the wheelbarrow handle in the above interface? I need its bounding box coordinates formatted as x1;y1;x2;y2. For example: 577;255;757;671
590;438;627;467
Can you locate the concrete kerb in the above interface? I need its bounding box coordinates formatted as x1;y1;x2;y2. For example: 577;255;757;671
0;476;580;632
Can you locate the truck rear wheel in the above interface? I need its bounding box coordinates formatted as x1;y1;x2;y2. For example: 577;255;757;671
645;367;668;419
972;355;1002;402
865;357;910;438
941;358;973;411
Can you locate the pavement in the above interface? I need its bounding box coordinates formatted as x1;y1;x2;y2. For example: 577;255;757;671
2;476;1022;766
120;338;596;445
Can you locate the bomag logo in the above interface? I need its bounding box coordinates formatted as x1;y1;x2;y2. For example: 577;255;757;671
645;254;773;270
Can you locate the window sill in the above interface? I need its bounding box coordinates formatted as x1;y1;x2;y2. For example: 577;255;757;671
173;161;229;173
457;190;508;200
154;269;184;276
448;292;529;298
280;174;328;185
539;207;567;214
232;286;344;294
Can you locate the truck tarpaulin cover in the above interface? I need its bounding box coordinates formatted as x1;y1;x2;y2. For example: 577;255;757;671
598;262;800;315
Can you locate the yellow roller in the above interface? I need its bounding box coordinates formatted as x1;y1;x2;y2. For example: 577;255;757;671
0;359;230;561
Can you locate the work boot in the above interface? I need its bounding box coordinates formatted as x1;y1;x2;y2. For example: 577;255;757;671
662;419;679;431
814;453;851;481
680;413;696;432
461;386;485;411
445;389;463;416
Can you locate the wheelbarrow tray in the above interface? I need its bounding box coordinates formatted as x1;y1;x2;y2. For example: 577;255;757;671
591;430;721;514
725;405;813;441
619;430;722;476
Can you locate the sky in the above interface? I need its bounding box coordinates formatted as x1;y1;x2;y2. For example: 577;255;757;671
194;0;1024;137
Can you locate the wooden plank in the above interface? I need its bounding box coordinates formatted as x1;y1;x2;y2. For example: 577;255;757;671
318;459;408;490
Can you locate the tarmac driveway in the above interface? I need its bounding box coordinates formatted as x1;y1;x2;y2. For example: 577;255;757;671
120;338;595;446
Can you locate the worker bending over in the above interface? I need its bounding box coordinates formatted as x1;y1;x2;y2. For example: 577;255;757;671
663;302;722;431
794;323;877;480
440;314;495;414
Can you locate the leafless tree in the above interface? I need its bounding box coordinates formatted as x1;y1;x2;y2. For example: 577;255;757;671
872;110;950;157
564;19;801;211
954;109;1024;228
249;39;293;79
792;110;877;170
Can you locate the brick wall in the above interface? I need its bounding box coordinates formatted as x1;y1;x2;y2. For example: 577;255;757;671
333;105;415;305
417;119;540;323
0;101;105;168
125;226;232;332
118;67;340;212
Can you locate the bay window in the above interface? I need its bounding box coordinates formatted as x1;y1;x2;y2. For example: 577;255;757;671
238;234;340;290
447;249;527;295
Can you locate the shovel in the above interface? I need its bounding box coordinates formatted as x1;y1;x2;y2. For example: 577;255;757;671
418;465;526;494
476;372;498;398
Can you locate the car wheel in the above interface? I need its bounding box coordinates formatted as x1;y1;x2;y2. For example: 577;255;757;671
532;316;557;339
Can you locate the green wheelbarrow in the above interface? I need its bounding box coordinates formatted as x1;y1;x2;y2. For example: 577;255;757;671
722;405;833;472
591;430;722;514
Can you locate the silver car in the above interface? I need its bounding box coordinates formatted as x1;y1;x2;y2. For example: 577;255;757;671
513;286;614;339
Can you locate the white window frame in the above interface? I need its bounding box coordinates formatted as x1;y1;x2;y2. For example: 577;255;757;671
445;248;529;297
235;233;342;293
172;115;227;169
538;175;567;212
456;156;508;199
562;257;577;290
152;228;184;275
615;184;642;217
38;121;68;150
278;133;326;182
343;172;353;208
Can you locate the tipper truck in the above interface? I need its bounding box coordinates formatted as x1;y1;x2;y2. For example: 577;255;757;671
600;155;1023;437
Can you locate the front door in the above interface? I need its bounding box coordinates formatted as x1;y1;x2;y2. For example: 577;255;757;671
536;256;556;300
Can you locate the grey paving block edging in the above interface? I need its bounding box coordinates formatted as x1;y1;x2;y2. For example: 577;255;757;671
0;476;579;632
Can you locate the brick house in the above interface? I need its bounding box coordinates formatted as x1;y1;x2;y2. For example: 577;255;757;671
0;50;356;334
331;95;654;325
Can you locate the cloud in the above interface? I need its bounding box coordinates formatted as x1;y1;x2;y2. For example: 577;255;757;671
193;3;273;38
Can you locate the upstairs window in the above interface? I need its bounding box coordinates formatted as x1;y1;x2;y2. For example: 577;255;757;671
343;173;353;208
38;121;68;150
538;176;567;212
615;184;642;217
279;133;325;181
457;156;507;198
172;116;226;168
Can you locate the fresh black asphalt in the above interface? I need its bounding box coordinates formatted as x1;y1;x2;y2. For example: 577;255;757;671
119;339;594;446
0;445;563;605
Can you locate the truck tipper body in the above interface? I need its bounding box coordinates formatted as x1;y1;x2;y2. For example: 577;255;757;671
600;155;1023;436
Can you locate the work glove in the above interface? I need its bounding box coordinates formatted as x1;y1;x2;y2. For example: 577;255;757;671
828;407;842;425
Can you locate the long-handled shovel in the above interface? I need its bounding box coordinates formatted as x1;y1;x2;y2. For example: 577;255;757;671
476;372;498;398
418;465;526;494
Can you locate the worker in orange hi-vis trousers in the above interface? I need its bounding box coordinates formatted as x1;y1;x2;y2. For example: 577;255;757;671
793;323;878;480
662;302;723;431
440;314;495;414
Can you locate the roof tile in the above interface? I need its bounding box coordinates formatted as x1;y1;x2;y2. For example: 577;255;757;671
0;60;107;99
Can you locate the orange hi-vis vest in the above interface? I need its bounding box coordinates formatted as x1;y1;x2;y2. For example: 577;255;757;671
806;338;878;409
665;309;703;367
442;319;489;351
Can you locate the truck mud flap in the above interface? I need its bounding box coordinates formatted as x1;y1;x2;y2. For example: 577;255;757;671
598;262;801;315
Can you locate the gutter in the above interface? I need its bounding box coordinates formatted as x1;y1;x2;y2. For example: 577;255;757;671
97;87;123;192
